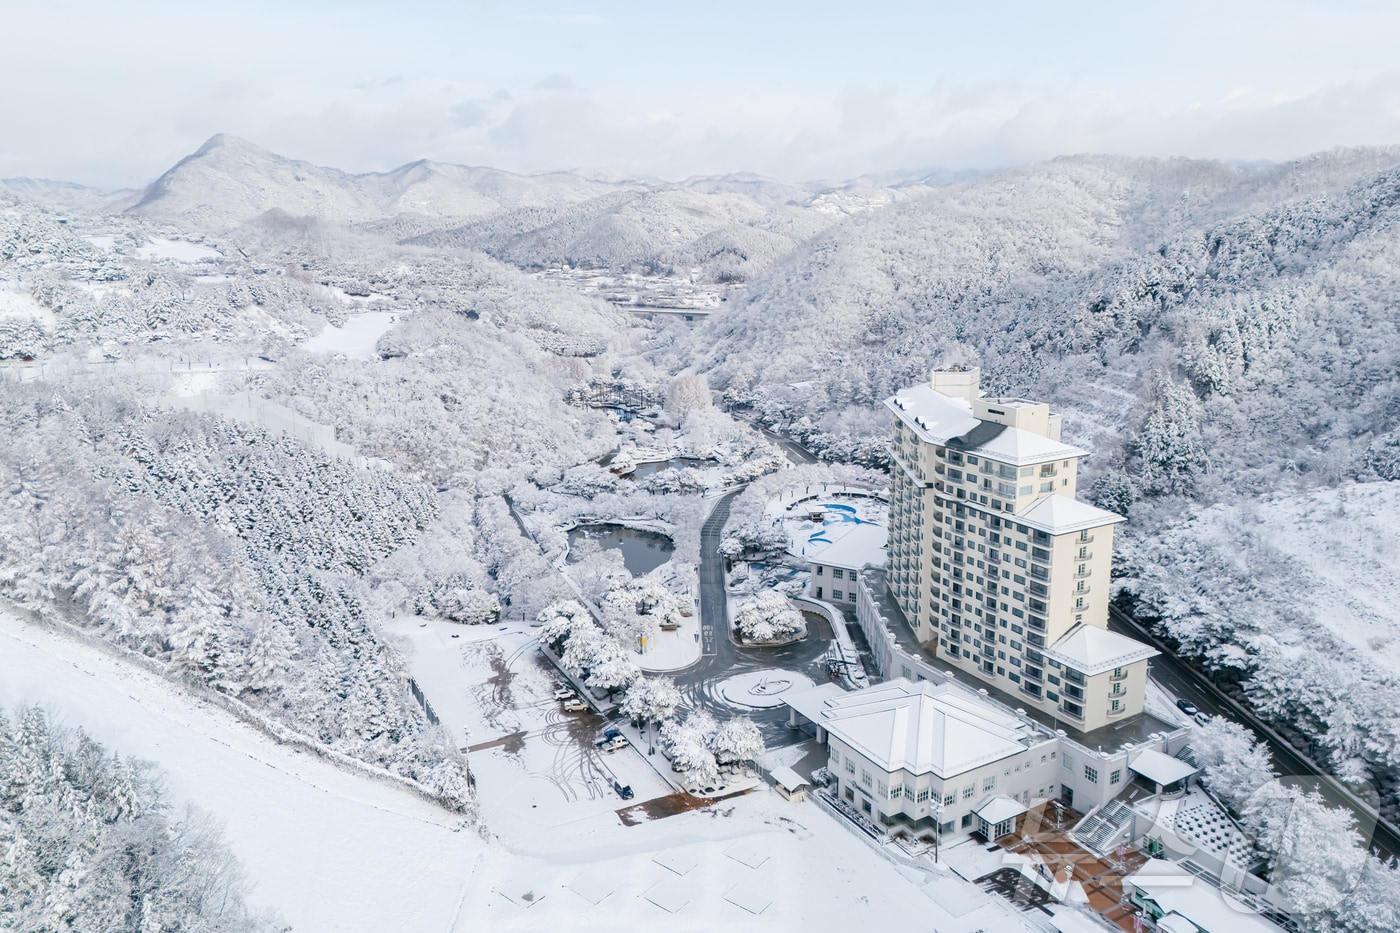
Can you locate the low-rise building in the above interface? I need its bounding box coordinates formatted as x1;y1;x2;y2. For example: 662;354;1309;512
805;523;888;607
785;678;1062;840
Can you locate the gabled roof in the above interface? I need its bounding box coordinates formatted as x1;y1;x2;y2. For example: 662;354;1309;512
884;384;1085;466
769;765;810;791
1128;749;1198;787
973;794;1028;824
1017;494;1125;534
785;678;1035;778
1045;624;1158;676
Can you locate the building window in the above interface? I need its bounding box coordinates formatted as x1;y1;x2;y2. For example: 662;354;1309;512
846;761;856;775
917;788;931;803
832;590;843;600
1084;766;1098;784
983;776;996;792
1062;754;1072;771
831;750;840;766
889;785;903;800
962;785;975;800
861;770;872;787
943;792;956;807
816;566;823;576
1110;769;1122;785
832;568;844;580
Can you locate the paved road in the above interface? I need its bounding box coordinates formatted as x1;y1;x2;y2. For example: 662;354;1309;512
678;489;831;746
730;411;820;465
1109;605;1400;860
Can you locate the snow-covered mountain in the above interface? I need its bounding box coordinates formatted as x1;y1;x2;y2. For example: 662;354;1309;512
127;134;630;230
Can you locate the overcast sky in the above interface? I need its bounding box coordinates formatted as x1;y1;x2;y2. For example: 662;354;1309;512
4;0;1400;188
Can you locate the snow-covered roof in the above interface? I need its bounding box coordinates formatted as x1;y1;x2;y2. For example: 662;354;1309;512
785;678;1036;778
1128;749;1198;787
1045;624;1158;676
1125;860;1285;933
770;766;810;791
884;384;1085;466
973;794;1028;824
1016;495;1124;534
807;522;887;571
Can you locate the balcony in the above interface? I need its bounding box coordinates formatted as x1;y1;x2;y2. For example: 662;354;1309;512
1023;666;1042;682
1058;703;1085;722
1074;569;1092;580
1026;615;1047;633
1076;550;1094;561
1063;684;1085;702
1019;682;1043;699
1109;668;1129;682
1077;533;1095;544
1026;632;1046;649
1063;668;1085;686
1108;704;1130;718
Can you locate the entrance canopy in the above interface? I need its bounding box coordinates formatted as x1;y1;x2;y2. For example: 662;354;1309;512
1129;749;1197;787
974;795;1028;824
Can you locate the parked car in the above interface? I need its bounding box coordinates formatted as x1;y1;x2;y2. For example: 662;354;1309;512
600;727;622;740
597;736;628;752
561;698;589;712
1193;711;1213;727
553;687;578;700
1176;698;1200;717
613;780;634;800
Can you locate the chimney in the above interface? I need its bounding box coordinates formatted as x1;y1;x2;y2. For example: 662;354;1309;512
930;367;981;403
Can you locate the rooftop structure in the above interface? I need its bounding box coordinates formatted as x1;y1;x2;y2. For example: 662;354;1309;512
1125;859;1286;933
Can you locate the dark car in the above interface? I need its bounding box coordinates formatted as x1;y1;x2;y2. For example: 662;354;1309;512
1176;698;1200;717
602;728;622;740
613;780;634;800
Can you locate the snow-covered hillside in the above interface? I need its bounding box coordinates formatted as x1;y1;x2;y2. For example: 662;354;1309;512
129;134;630;231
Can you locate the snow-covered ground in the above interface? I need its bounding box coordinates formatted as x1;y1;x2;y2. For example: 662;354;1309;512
382;613;1043;930
303;311;401;360
0;279;55;326
136;236;223;262
0;611;485;932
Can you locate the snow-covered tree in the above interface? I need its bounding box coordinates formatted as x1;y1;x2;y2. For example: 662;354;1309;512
709;716;764;767
660;711;719;787
619;676;682;725
1244;781;1367;923
733;591;805;643
1190;717;1275;813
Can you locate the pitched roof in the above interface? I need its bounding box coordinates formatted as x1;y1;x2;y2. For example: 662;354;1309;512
1045;624;1158;676
973;794;1028;823
1128;749;1198;786
884;384;1085;466
769;765;810;791
785;679;1035;778
1125;860;1285;933
1016;494;1125;534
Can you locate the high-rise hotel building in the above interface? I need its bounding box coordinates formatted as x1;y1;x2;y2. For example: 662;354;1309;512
884;368;1157;732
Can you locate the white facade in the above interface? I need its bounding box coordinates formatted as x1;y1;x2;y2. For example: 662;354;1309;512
786;679;1062;838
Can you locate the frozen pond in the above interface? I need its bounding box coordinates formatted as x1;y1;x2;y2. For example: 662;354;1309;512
568;523;674;575
627;457;717;479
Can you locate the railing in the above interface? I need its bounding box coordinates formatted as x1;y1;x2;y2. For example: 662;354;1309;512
1074;569;1092;579
1063;668;1085;686
1078;534;1095;544
1109;668;1129;681
1059;703;1085;721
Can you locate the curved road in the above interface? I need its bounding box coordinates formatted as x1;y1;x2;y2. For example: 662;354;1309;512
676;484;831;746
1109;605;1400;860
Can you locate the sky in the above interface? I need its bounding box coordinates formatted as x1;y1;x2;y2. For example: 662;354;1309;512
4;0;1400;188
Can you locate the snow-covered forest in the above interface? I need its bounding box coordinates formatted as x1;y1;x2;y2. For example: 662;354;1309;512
0;704;280;932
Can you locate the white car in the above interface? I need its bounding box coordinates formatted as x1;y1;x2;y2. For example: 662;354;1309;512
553;687;578;700
561;698;589;713
597;736;629;753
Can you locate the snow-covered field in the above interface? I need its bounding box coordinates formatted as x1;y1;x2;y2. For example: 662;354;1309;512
0;279;54;325
303;311;401;359
136;236;223;262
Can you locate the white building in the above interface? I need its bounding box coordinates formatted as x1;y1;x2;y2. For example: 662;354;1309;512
806;522;887;608
784;678;1063;840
